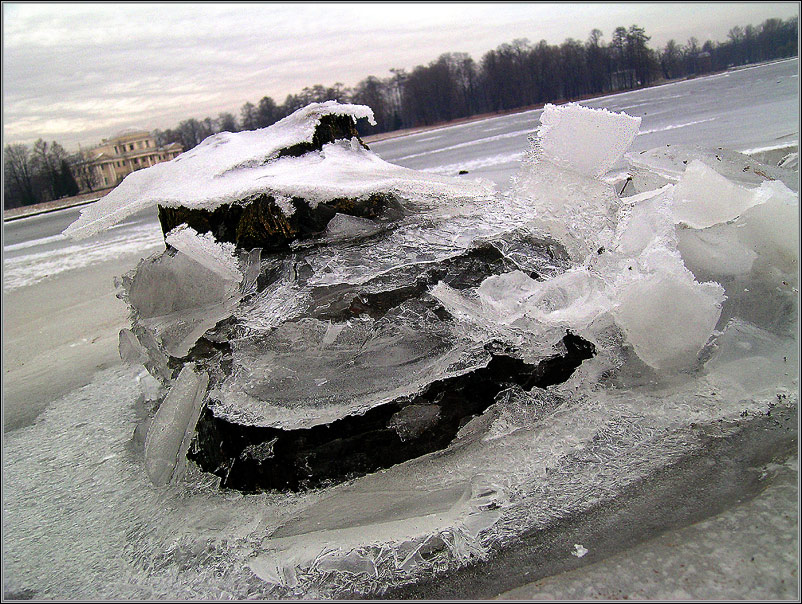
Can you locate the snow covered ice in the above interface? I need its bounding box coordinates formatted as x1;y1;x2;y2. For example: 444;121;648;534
25;97;797;598
63;101;494;241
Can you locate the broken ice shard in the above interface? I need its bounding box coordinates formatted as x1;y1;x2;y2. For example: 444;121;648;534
513;102;642;261
612;268;726;372
144;364;209;486
671;160;768;229
535;102;641;178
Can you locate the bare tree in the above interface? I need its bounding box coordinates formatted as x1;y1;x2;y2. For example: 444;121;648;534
31;139;57;200
281;94;305;116
216;112;239;133
240;101;258;131
31;139;73;200
611;26;628;71
661;39;683;79
4;143;38;208
73;150;99;193
352;76;390;131
586;29;609;94
57;158;79;197
561;38;589;99
175;118;206;150
256;96;280;128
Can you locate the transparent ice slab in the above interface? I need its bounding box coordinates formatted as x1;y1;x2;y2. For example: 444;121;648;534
211;302;489;429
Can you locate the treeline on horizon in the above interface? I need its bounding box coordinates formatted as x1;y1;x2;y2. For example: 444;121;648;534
152;16;797;149
4;140;80;210
3;15;797;210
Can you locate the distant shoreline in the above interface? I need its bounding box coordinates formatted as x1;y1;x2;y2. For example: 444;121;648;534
363;57;799;145
5;57;796;223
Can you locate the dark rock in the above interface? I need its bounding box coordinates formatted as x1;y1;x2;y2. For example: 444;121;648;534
276;112;370;158
156;113;388;251
187;332;594;492
158;191;397;252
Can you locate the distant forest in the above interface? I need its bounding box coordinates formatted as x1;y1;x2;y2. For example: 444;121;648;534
3;15;798;210
153;16;798;149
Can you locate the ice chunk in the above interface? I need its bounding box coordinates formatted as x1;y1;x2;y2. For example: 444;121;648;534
514;164;621;260
703;318;798;399
671;160;768;229
210;308;479;429
135;369;163;405
477;269;610;332
627;144;799;192
706;318;792;368
237;264;311;332
144;364;209;486
513;104;640;260
239;247;263;295
612;270;725;371
124;247;243;358
477;270;542;323
676;223;758;277
63;102;494;240
249;552;298;588
616;185;675;257
438;119;741;376
164;225;242;282
668;173;797;281
522;268;611;330
126;250;238;320
118;328;148;364
673;178;797;281
314;549;378;576
535;103;641;178
320;213;383;243
735;180;799;275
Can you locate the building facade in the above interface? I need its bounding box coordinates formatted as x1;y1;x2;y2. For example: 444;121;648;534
76;129;182;191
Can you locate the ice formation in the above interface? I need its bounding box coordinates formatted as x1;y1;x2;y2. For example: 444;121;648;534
63;101;494;241
511;103;641;260
535;102;641;178
144;364;209;486
57;98;797;598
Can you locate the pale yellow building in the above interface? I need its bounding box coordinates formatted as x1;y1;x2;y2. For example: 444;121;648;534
77;128;182;190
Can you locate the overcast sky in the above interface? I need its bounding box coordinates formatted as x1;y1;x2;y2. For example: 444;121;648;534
3;2;799;151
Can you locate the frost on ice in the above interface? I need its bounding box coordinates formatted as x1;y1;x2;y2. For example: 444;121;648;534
59;99;798;596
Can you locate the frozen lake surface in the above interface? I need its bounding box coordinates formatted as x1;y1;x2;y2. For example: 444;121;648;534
372;59;799;188
3;59;798;600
